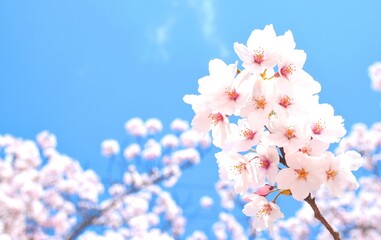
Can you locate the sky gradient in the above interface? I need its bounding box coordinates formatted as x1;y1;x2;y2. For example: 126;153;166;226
1;0;381;238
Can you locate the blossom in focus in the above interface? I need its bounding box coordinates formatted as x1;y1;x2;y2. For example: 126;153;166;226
184;24;362;235
216;151;259;194
276;152;323;201
320;152;361;197
242;194;284;235
234;24;279;74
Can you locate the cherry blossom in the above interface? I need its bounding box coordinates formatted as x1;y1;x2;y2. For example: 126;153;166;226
234;24;279;74
216;151;259;194
276;152;323;201
185;24;362;238
242;194;284;235
272;62;380;239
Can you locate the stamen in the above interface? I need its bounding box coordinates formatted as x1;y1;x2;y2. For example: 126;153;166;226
312;120;325;135
259;159;270;169
326;169;338;180
208;113;224;126
225;87;239;101
253;48;264;64
295;168;309;181
231;163;247;175
279;95;292;108
280;64;296;77
299;145;312;155
284;126;296;139
242;129;255;140
253;96;267;109
256;203;272;219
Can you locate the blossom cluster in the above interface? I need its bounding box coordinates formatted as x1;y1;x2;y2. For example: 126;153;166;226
256;62;381;239
0;132;104;240
0;118;211;240
184;24;363;234
274;125;381;239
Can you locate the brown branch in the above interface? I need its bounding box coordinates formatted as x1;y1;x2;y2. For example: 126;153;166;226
279;147;288;167
305;194;341;240
65;162;194;240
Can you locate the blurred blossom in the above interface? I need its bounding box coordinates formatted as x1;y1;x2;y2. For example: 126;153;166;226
199;195;214;208
125;118;147;137
145;118;163;135
123;143;141;160
180;130;203;148
187;231;207;240
101;139;120;157
171;148;200;164
142;139;162;160
160;134;180;148
36;130;57;149
369;62;381;92
170;118;190;132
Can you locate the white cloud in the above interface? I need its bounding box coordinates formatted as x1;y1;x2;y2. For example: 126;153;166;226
188;0;228;58
142;0;227;62
147;17;176;62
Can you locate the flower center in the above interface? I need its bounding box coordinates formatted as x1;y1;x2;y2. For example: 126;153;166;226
326;169;338;180
299;145;312;155
284;126;296;139
231;163;247;175
242;128;255;140
254;96;267;109
295;168;309;181
225;87;239;101
256;203;272;218
312;120;325;135
279;95;292;108
259;158;271;169
253;48;264;64
209;113;224;126
280;64;296;77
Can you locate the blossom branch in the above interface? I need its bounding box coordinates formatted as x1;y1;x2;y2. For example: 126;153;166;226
65;161;194;240
304;194;340;240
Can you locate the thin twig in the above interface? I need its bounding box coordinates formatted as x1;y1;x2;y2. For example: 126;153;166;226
65;162;194;240
305;194;341;240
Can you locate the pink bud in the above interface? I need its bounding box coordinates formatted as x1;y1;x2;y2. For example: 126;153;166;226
255;184;274;197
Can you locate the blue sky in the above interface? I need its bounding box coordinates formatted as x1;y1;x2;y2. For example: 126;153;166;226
1;0;381;238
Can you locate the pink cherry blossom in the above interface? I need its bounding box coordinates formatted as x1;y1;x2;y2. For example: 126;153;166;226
320;152;362;197
276;152;324;201
242;194;284;235
255;144;280;185
216;151;259;194
309;103;346;143
267;115;310;153
234;24;279;74
227;118;263;152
